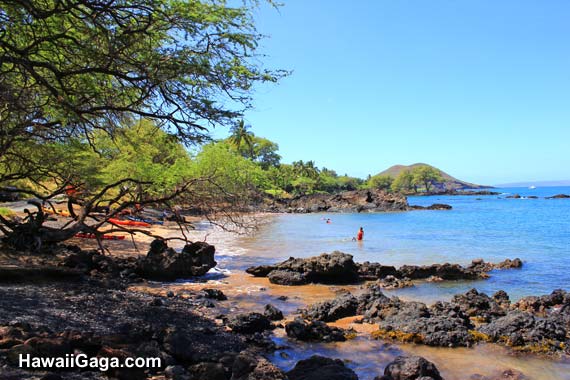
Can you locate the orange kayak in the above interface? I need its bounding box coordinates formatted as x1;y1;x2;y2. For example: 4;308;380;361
108;218;151;228
75;233;126;241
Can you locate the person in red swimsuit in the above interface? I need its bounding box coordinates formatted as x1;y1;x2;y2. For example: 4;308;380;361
357;227;364;241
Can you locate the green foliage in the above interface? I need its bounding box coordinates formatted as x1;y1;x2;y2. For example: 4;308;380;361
411;165;443;193
191;141;268;194
0;207;15;218
391;169;414;193
0;0;285;197
366;174;394;191
45;120;194;198
229;120;255;157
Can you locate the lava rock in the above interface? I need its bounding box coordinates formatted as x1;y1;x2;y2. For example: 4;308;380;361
263;304;284;321
268;270;307;285
136;239;217;281
202;288;227;301
285;318;347;342
226;313;271;334
302;293;359;322
287;355;358;380
382;355;443;380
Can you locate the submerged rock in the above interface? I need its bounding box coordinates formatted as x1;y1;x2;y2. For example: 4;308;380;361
285;318;347;343
409;203;452;210
545;194;570;199
287;355;358;380
137;239;216;281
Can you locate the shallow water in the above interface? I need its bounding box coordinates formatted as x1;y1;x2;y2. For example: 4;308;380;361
219;186;570;302
170;186;570;379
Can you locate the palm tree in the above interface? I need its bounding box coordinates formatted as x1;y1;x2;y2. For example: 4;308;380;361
229;120;255;158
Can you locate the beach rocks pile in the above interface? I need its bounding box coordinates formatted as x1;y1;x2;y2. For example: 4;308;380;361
0;280;294;380
247;251;360;285
136;239;217;281
247;253;523;285
61;246;142;282
300;285;570;354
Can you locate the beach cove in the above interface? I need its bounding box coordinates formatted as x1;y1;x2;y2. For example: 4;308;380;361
131;187;570;379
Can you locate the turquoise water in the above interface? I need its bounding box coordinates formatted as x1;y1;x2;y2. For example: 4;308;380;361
224;186;570;302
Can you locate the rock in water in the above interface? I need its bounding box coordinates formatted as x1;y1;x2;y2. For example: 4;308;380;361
287;355;358;380
226;313;271;334
264;304;284;321
381;355;443;380
302;293;359;322
285;318;347;342
267;269;307;285
136;239;216;281
249;251;359;285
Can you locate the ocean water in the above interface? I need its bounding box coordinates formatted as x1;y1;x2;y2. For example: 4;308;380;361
174;186;570;379
221;186;570;302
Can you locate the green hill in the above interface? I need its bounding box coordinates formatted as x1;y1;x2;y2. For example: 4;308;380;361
377;163;491;190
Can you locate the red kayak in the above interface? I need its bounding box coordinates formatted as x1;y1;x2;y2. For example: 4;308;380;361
108;218;151;228
75;233;126;240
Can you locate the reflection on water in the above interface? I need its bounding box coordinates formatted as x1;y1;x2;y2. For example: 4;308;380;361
146;271;570;380
271;331;570;380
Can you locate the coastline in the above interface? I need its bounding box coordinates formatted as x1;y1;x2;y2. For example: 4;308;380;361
2;205;570;379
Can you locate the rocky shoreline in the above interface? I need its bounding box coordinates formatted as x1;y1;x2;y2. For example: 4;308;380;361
258;190;453;214
245;252;522;286
0;243;567;380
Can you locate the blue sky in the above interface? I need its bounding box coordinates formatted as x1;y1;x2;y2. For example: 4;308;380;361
217;0;570;185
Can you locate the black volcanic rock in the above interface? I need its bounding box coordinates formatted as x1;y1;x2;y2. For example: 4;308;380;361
248;251;359;285
285;318;347;343
546;194;570;199
273;189;408;213
287;355;358;380
381;355;443;380
226;313;271;334
302;293;359;322
137;239;216;281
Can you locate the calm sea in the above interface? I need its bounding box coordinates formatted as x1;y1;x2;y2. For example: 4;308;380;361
221;186;570;302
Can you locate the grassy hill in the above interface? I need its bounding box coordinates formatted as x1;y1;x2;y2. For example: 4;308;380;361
377;163;491;190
